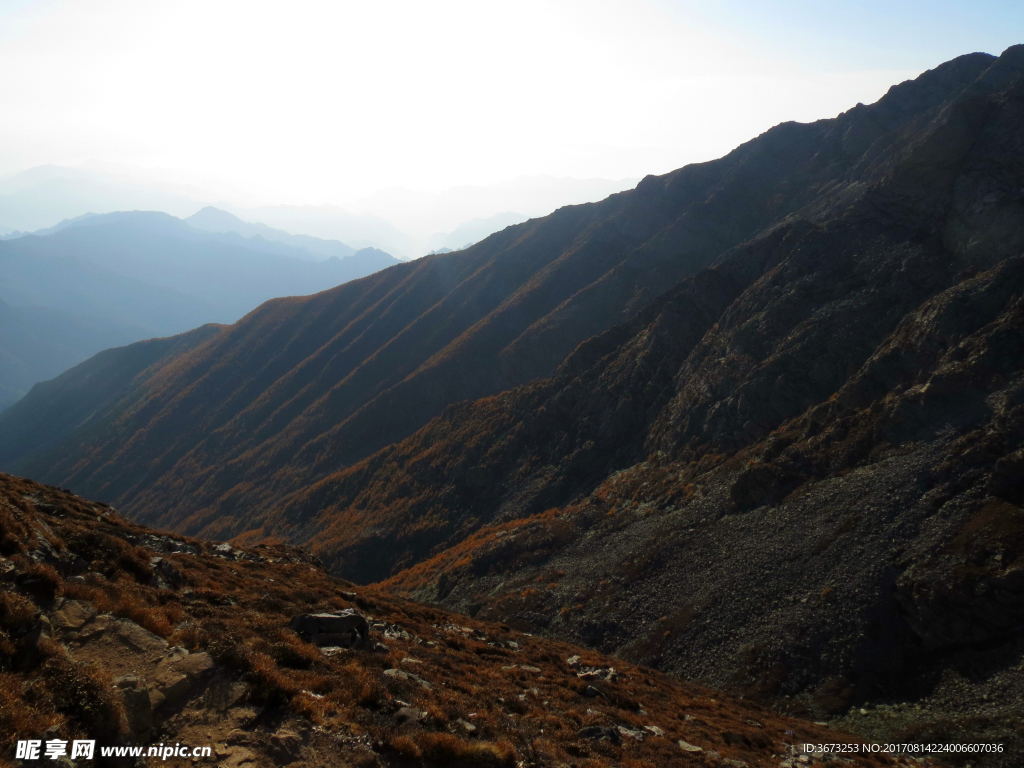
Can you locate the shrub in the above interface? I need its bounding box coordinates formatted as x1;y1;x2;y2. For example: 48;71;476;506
111;589;173;637
268;635;319;670
247;652;300;707
0;672;58;753
0;507;28;555
40;657;126;743
0;592;37;636
416;733;517;767
64;531;152;583
16;563;61;603
388;735;421;760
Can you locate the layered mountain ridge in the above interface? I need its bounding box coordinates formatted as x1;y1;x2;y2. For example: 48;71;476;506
4;50;1012;535
0;210;398;410
2;46;1024;756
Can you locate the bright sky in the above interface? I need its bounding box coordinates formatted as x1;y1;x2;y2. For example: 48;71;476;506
0;0;1019;206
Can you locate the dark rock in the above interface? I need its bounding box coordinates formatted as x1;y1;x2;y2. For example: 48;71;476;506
394;706;427;724
288;611;368;647
578;726;622;745
149;557;184;589
268;729;304;764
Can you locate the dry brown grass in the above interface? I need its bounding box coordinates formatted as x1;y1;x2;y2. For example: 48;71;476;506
0;471;888;768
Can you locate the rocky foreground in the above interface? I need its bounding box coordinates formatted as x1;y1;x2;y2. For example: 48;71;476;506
0;473;940;768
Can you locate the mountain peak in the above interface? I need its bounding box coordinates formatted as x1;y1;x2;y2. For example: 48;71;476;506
186;205;247;229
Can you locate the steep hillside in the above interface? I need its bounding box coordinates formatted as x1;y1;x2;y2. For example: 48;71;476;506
200;46;1024;747
235;41;1024;745
0;473;911;768
2;50;1013;546
0;325;223;467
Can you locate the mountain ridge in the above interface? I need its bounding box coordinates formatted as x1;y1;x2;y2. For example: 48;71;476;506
2;48;1023;756
1;49;1014;533
185;205;359;260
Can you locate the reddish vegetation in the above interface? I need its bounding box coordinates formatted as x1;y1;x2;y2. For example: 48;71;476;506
0;472;927;768
1;46;1023;767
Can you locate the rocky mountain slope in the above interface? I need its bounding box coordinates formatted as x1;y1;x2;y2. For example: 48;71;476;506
4;50;1018;547
254;46;1024;748
2;46;1023;764
0;472;917;768
121;44;1024;755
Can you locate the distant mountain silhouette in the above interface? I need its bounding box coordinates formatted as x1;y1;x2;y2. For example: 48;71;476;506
3;49;1024;746
427;211;529;252
236;204;418;257
0;210;399;408
186;206;357;260
0;210;400;330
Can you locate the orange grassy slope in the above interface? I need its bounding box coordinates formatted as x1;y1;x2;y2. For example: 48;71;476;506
0;472;934;768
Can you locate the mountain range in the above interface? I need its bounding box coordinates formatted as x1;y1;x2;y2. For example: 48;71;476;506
0;165;636;259
2;46;1024;759
0;211;398;409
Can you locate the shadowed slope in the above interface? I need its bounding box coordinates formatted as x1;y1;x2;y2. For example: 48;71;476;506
0;51;1008;544
221;47;1024;749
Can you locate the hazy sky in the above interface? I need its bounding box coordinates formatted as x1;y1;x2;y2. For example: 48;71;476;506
0;0;1019;206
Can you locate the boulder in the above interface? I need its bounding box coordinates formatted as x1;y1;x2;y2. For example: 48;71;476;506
395;706;427;724
50;600;96;631
149;557;185;589
268;729;304;764
148;652;215;710
148;672;191;710
383;668;432;690
221;746;256;768
175;651;215;678
78;614;114;640
112;619;169;655
288;610;368;647
204;680;250;712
